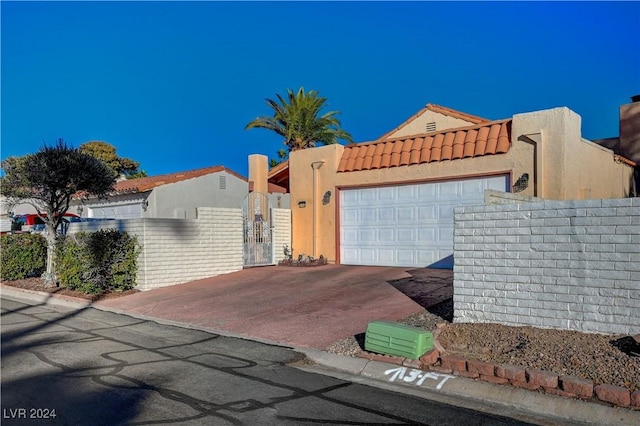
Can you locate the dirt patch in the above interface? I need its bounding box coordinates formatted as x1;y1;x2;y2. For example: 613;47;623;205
1;277;139;302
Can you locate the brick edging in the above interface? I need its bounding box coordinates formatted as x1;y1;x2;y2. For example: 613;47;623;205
358;346;639;409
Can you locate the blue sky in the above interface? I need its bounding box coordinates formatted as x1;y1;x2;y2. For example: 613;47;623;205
2;1;638;178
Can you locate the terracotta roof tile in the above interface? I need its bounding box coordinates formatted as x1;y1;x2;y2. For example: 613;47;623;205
345;156;357;171
337;155;349;172
400;149;411;166
362;154;373;170
365;144;377;158
452;135;464;159
425;104;489;124
371;153;382;169
474;127;490;156
463;129;478;157
338;119;512;173
420;142;432;163
383;142;394;154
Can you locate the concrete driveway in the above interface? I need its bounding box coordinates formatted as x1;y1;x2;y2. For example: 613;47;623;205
97;265;452;349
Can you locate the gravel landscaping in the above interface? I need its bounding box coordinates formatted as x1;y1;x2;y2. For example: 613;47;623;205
325;300;640;393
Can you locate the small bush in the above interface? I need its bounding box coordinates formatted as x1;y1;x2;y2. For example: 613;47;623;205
1;233;47;280
56;229;141;294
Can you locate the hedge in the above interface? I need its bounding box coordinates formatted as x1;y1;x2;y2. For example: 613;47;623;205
1;233;47;280
56;229;141;294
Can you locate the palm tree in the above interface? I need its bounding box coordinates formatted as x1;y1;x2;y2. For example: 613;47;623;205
246;87;353;152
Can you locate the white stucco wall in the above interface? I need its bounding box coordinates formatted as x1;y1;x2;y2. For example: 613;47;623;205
148;171;248;219
68;207;244;291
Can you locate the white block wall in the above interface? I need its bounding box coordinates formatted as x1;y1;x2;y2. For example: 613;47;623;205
272;208;292;263
69;208;244;291
453;198;640;335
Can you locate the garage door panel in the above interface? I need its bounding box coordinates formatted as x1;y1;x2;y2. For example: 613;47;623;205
342;229;358;243
378;207;394;221
417;228;436;243
360;248;375;262
361;189;377;202
398;185;415;199
342;209;358;224
342;190;359;203
418;185;436;197
397;229;414;242
340;175;507;268
439;227;454;243
438;182;458;196
360;208;375;222
360;229;376;242
488;178;508;191
379;249;394;263
378;228;394;242
418;206;437;221
342;248;358;263
378;187;395;200
461;180;484;194
397;207;414;222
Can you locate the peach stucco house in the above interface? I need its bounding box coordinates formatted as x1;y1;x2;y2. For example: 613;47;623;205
262;103;636;269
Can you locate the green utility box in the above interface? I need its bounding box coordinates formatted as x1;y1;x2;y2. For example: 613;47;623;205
364;320;433;360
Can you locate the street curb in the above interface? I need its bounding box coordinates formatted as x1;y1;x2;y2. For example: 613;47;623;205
299;348;640;426
3;285;640;425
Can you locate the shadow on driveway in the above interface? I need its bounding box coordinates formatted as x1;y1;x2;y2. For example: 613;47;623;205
97;265;453;349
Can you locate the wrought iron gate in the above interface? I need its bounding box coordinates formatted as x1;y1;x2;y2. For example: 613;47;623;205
242;192;274;267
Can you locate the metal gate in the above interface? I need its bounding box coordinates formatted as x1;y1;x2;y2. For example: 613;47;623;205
242;192;274;267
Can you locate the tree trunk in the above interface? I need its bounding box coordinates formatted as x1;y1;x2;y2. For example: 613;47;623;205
43;224;57;287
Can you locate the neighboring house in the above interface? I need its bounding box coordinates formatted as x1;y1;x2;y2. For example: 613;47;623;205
593;96;640;196
0;197;46;233
74;165;289;220
265;103;636;269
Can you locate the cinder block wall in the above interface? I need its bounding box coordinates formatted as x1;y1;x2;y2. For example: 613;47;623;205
453;198;640;335
272;208;292;262
69;207;244;291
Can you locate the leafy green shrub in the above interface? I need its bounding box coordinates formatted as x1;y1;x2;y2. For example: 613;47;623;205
56;229;141;294
1;233;47;280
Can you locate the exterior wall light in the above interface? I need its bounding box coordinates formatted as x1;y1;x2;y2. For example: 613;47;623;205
142;200;149;211
298;201;306;208
322;190;332;205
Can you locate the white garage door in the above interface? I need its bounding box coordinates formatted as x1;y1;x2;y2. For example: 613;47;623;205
340;176;507;268
88;203;143;219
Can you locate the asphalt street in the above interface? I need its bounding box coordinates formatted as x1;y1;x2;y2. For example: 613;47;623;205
1;296;543;426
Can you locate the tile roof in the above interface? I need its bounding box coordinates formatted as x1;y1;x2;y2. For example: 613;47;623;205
268;160;290;192
338;119;512;173
268;160;289;178
378;103;490;141
112;165;243;194
249;181;288;194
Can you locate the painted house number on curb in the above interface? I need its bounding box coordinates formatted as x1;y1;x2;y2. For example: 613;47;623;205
384;367;454;389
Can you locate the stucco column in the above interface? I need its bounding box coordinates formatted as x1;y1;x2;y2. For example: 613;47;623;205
248;154;268;194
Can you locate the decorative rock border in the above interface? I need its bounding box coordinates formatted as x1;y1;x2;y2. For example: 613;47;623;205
358;339;640;410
